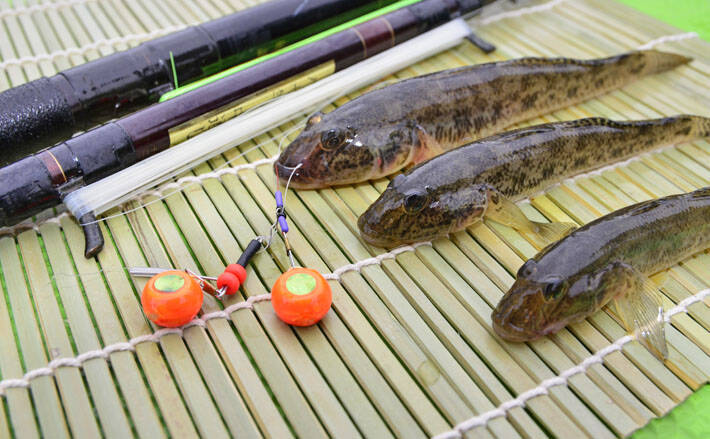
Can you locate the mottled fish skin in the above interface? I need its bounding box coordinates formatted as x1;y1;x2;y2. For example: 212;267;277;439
492;186;710;342
276;50;691;188
358;115;710;247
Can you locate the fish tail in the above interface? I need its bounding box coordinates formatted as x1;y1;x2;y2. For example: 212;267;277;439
638;49;692;75
690;115;710;138
659;114;710;140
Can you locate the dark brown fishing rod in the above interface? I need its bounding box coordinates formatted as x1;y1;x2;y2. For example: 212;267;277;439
0;0;398;163
0;0;494;258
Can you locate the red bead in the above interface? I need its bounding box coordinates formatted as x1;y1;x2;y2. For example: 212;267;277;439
225;264;247;284
217;272;240;295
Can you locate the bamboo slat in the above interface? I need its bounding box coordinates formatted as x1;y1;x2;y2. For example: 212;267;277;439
0;0;709;438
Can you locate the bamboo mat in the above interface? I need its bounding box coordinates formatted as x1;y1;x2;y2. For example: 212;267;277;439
1;0;709;438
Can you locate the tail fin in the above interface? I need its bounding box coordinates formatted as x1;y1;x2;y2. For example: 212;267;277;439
690;115;710;138
640;49;692;75
652;114;710;142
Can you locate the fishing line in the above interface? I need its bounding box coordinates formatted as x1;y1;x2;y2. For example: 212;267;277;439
76;82;350;228
78;140;281;226
129;160;329;326
0;68;359;237
75;120;306;227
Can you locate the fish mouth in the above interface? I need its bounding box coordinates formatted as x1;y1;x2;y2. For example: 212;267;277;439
491;315;543;342
274;161;320;189
491;282;546;342
357;214;400;248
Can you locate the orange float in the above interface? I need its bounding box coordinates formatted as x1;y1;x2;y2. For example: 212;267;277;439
271;267;332;326
141;270;204;327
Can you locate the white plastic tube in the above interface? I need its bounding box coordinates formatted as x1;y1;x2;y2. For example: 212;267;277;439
65;19;471;219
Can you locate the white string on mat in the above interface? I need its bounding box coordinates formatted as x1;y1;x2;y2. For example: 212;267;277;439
322;241;432;280
0;242;433;396
0;212;70;237
0;26;188;71
637;32;700;50
0;0;93;19
431;288;710;439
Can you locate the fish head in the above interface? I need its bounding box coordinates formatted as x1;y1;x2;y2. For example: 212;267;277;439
275;109;420;188
358;173;488;247
492;259;573;341
493;257;607;341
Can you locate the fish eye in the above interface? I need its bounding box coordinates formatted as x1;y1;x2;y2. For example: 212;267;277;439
390;130;403;145
321;129;345;151
518;259;537;278
543;279;565;300
403;190;428;213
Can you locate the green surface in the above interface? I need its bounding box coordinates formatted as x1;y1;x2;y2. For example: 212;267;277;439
633;385;710;439
616;0;710;41
620;2;710;436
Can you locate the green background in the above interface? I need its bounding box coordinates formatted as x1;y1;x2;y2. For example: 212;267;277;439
617;0;710;41
618;1;709;438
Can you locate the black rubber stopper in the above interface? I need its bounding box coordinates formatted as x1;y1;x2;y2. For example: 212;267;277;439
79;212;105;258
236;238;263;267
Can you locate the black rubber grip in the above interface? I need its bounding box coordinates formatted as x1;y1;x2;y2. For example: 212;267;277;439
0;155;57;227
237;239;263;267
0;121;135;228
0;76;78;165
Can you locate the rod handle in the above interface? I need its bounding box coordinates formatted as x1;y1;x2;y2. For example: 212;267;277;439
0;76;78;164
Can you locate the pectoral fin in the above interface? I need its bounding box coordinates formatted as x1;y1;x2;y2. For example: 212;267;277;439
482;186;577;244
613;265;668;360
411;124;444;164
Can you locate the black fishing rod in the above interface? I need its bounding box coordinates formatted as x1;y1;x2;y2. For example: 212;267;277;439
0;0;397;163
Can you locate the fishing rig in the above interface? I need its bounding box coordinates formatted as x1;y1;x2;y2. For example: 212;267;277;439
131;166;332;328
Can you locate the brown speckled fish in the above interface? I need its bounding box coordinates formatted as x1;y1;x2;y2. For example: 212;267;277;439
358;115;710;247
492;186;710;359
275;50;691;188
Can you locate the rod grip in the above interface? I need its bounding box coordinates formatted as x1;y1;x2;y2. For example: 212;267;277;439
0;155;59;227
0;76;78;164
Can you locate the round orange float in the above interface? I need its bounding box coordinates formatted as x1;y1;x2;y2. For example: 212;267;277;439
141;270;204;327
271;267;332;326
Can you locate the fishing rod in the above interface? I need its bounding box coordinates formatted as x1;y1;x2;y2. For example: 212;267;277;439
0;0;398;163
0;0;495;258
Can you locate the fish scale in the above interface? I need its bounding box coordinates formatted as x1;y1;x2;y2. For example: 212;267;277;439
277;49;691;188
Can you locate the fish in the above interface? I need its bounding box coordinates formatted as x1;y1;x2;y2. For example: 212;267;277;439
275;50;691;188
358;115;710;247
492;186;710;359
